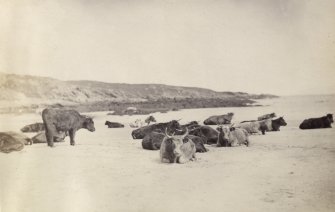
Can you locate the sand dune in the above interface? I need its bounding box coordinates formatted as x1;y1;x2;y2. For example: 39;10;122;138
0;95;334;212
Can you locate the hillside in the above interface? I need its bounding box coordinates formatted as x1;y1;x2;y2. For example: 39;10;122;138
0;73;277;113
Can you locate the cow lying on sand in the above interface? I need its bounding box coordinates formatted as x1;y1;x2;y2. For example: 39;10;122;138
241;117;287;132
105;121;124;128
0;132;32;153
235;119;272;135
32;131;67;144
160;129;196;164
131;120;181;139
21;123;45;133
258;113;276;121
42;108;95;147
271;117;287;131
299;114;333;129
216;126;249;147
204;113;234;125
189;126;219;145
142;131;208;153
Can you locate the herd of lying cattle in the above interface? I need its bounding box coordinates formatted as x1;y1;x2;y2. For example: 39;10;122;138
0;109;333;162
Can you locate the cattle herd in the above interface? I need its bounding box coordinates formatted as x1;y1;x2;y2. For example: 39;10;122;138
0;109;334;163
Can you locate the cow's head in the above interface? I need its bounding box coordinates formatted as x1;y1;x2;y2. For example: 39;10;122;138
104;121;110;125
327;114;334;123
216;125;233;146
131;129;145;139
227;112;234;117
164;128;190;158
20;126;30;133
277;117;287;126
83;117;95;132
167;120;182;134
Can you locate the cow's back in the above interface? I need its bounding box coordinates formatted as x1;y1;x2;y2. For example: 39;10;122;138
229;128;249;146
299;117;331;129
236;122;260;133
42;108;81;131
142;132;165;150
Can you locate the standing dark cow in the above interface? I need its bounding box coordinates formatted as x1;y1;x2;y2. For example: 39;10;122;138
189;126;218;145
131;120;181;139
160;129;196;164
204;113;234;125
105;121;124;128
42;108;95;147
21;123;45;133
271;117;287;131
299;114;333;130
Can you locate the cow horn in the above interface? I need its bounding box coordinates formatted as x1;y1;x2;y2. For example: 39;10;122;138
165;128;172;138
181;128;189;139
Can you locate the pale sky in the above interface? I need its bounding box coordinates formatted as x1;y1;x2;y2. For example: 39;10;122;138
1;0;334;96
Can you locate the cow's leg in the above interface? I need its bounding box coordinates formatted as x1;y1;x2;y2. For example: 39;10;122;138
177;156;187;164
161;158;170;163
245;139;249;147
191;153;197;161
69;129;76;146
45;124;56;147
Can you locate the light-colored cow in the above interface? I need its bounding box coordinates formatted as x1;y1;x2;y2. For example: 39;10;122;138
217;126;249;147
235;119;272;135
160;129;196;164
257;113;276;121
129;119;145;128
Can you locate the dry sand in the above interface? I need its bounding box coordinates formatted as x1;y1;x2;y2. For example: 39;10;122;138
1;95;335;212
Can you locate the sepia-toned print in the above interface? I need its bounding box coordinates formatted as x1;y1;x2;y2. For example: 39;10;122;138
1;1;334;212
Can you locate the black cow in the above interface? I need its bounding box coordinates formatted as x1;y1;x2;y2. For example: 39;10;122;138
189;126;218;145
142;132;165;150
105;121;124;128
131;120;181;139
181;121;200;130
144;116;157;125
299;114;333;130
271;117;287;131
42;108;95;147
185;135;208;153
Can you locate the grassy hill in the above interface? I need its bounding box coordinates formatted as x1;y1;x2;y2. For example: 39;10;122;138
0;73;277;114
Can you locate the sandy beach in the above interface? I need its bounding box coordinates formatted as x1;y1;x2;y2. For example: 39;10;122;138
1;95;335;212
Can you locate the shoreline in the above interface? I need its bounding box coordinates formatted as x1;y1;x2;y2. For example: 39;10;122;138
0;97;267;115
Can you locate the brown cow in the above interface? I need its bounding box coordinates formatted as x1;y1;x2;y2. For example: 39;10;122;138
42;108;95;147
